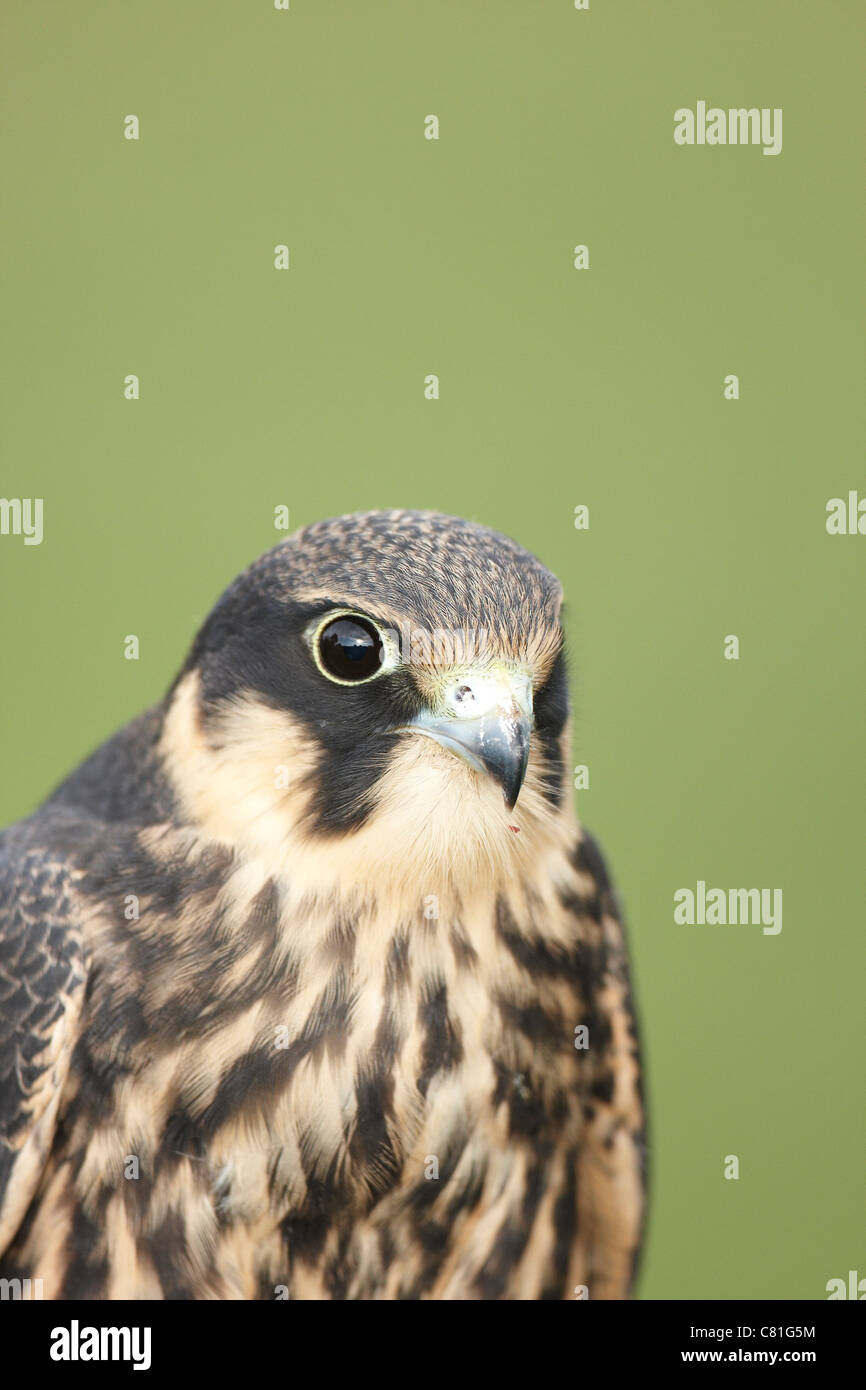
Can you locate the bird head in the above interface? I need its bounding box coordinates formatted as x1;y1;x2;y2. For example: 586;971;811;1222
160;511;574;897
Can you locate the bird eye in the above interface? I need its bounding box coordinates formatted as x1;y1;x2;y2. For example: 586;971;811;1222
315;615;385;684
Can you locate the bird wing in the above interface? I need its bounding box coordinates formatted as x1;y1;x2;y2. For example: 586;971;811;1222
0;841;88;1257
569;828;647;1299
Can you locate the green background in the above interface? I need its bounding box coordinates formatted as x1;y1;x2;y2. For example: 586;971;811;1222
1;1;863;1299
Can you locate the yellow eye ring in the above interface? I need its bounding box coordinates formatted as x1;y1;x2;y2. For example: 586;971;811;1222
305;609;400;686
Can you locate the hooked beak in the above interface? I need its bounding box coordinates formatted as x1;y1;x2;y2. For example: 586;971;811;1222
400;668;533;810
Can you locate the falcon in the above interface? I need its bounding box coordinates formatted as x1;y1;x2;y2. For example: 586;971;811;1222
0;509;646;1299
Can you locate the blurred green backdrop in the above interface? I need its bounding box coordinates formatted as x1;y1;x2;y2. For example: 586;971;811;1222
1;1;863;1299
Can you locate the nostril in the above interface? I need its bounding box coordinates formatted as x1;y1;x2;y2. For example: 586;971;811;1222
452;684;477;712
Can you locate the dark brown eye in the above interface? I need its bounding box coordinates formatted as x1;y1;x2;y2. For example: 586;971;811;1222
316;616;384;683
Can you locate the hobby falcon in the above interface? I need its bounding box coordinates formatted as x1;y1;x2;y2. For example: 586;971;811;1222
0;509;646;1299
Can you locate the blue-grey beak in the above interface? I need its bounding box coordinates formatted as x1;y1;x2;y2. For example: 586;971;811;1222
401;668;533;810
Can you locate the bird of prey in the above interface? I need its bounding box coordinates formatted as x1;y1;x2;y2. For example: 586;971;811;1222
0;509;646;1299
